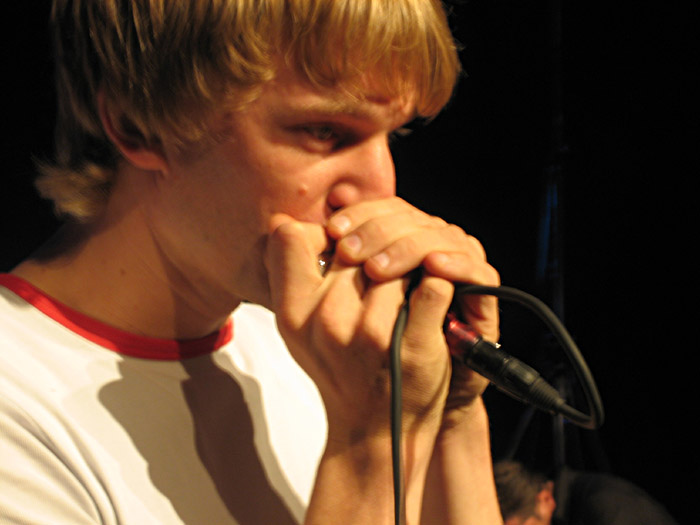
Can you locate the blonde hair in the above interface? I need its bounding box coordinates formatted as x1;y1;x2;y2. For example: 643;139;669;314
38;0;461;220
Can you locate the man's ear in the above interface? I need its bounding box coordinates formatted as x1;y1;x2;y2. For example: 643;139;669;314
97;91;169;173
535;481;557;517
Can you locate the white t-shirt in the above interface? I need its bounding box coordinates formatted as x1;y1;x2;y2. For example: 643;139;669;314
0;274;327;524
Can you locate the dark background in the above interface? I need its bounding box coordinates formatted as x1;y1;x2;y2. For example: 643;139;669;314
2;2;695;523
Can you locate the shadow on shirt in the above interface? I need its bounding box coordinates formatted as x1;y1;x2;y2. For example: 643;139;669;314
99;352;302;524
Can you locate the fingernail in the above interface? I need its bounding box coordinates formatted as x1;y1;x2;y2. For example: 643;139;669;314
432;253;449;267
330;215;351;234
372;252;390;269
343;234;362;254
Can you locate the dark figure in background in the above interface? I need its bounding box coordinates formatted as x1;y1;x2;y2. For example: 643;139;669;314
494;460;679;525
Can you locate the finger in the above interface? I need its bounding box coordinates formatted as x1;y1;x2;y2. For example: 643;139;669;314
422;250;498;286
267;216;375;354
360;223;478;281
399;275;454;414
424;251;501;343
265;214;328;319
310;263;369;350
401;275;454;359
350;277;407;354
328;199;488;283
326;197;416;238
334;210;444;266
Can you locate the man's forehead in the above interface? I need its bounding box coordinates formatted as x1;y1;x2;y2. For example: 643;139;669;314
264;63;418;121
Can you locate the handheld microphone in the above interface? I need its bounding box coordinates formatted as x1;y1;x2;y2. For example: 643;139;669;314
317;254;603;428
444;284;603;429
387;273;604;525
443;312;567;416
388;273;603;525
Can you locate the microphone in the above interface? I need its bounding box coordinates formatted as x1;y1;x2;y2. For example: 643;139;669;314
317;254;602;426
443;312;567;416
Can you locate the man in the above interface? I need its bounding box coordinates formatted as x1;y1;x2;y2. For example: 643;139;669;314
1;1;503;523
493;461;679;525
493;461;557;525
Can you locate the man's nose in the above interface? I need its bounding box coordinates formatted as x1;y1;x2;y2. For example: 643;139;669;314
326;136;396;210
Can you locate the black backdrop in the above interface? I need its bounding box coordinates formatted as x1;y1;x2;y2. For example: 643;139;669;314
2;2;695;523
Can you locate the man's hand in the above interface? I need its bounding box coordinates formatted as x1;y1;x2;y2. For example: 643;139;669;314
265;198;502;523
266;196;500;439
326;197;500;420
265;209;451;446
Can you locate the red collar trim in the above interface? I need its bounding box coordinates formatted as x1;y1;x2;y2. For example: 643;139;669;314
0;273;233;361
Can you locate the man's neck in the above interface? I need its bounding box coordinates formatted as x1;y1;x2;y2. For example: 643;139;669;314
12;177;240;340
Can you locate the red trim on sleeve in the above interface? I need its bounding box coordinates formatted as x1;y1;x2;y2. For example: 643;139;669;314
0;274;233;360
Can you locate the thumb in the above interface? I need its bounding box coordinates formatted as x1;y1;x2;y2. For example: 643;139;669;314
401;275;454;356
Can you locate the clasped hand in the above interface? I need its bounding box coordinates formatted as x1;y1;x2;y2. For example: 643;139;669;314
265;197;500;446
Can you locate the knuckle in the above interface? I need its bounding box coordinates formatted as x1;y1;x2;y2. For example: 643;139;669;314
315;299;340;337
429;215;449;229
413;277;453;305
358;314;390;352
389;195;408;208
367;218;390;241
484;264;501;286
466;234;487;260
440;223;488;261
396;234;421;258
271;221;304;244
444;223;469;244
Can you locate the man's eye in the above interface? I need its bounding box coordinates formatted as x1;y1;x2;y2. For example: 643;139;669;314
305;125;337;142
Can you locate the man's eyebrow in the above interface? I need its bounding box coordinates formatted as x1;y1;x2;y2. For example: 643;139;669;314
286;95;415;122
290;99;379;119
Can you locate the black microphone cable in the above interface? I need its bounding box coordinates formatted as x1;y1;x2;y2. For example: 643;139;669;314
389;282;605;525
